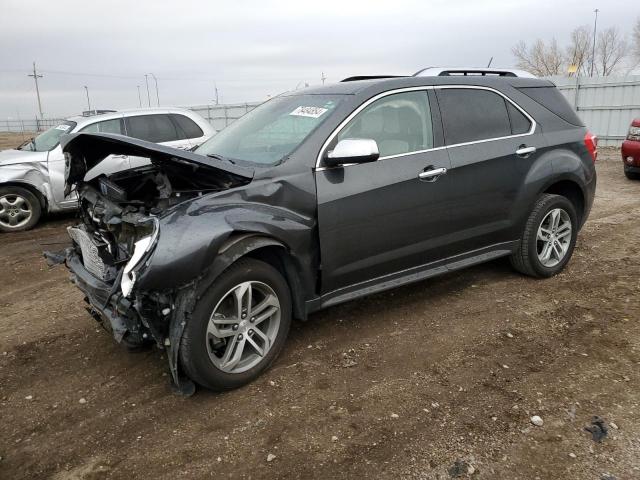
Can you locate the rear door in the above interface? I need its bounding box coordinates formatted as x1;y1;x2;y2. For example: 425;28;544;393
315;89;453;293
434;86;547;253
125;113;189;168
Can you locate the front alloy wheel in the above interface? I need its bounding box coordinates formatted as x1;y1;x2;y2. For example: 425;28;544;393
207;281;281;374
0;186;41;233
180;258;292;391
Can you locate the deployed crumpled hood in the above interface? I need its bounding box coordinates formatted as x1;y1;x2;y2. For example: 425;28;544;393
61;132;254;194
0;148;47;166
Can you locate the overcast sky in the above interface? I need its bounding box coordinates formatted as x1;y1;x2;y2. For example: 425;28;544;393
0;0;638;120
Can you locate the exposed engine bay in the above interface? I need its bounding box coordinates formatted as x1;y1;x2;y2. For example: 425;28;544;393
73;161;249;282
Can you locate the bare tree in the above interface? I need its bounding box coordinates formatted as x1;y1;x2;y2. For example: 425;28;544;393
595;27;628;75
566;26;592;76
512;38;564;76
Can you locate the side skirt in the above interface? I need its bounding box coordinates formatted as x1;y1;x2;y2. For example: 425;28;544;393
305;240;519;314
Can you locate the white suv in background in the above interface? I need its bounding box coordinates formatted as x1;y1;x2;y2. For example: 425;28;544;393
0;108;214;232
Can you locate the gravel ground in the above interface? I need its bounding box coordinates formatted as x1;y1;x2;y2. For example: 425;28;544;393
0;146;638;479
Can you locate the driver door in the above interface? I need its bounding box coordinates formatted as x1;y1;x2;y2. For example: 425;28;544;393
315;90;453;293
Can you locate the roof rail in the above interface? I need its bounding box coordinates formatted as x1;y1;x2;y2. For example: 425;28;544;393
413;67;536;78
81;109;118;117
341;75;406;82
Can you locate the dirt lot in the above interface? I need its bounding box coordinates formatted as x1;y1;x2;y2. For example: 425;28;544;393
0;146;638;480
0;132;32;150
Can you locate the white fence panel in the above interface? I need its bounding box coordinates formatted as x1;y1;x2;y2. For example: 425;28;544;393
546;76;640;147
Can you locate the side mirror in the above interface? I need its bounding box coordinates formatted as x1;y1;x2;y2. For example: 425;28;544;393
325;138;379;167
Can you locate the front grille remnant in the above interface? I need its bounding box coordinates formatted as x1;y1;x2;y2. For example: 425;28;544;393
68;226;108;280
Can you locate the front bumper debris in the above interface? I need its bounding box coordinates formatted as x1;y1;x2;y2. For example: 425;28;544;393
49;247;196;395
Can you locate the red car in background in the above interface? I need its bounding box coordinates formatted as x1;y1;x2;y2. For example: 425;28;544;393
622;118;640;180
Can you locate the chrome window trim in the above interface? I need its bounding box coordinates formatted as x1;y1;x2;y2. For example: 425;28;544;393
314;85;537;170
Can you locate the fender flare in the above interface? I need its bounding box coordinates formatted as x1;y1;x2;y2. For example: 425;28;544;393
193;233;287;297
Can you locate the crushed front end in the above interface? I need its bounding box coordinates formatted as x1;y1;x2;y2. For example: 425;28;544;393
51;132;254;394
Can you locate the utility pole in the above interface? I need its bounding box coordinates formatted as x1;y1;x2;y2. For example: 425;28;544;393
137;85;142;107
321;72;326;85
214;82;219;105
144;74;151;107
27;62;44;119
590;8;599;77
83;86;91;113
148;73;159;106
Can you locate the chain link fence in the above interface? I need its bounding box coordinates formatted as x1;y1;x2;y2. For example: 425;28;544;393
1;103;263;135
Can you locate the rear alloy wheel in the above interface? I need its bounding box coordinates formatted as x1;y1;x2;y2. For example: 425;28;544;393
180;258;291;391
0;186;41;233
510;193;578;278
536;208;572;268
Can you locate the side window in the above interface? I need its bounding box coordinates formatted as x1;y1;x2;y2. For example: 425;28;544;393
436;89;511;145
170;114;204;139
126;114;180;143
506;102;532;135
338;91;433;158
80;118;123;135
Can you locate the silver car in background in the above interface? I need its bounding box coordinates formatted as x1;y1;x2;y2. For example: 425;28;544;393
0;107;215;232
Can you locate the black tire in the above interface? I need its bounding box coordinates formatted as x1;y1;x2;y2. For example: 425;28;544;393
624;170;640;180
180;258;292;391
510;193;578;278
0;186;42;233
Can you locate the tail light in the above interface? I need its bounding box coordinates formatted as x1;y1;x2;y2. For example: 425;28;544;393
584;131;597;163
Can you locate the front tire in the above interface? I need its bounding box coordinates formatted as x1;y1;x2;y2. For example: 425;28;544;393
0;186;42;233
510;194;578;278
180;258;292;391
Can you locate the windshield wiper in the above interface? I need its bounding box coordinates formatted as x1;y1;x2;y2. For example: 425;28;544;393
205;153;236;165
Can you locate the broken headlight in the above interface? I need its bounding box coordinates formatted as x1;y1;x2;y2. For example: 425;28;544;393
121;218;159;298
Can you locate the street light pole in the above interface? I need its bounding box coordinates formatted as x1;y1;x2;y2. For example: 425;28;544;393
137;85;142;107
144;74;151;107
590;8;599;77
27;62;44;119
83;86;91;113
148;73;159;106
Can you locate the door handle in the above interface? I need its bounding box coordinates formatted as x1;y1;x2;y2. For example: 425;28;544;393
112;154;128;159
418;167;447;182
515;145;536;157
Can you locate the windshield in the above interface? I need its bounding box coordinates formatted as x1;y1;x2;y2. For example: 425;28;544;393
18;121;77;152
195;95;341;165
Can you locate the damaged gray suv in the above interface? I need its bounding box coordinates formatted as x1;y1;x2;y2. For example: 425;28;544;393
54;69;597;394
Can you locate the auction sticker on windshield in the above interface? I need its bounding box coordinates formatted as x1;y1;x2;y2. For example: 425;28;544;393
55;124;72;131
290;106;328;118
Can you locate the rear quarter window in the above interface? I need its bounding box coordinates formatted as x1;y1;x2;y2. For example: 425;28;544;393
170;114;205;139
516;86;584;127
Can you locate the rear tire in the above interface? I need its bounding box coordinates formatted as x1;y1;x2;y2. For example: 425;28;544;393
0;186;42;233
510;194;578;278
179;258;292;391
624;170;640;180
